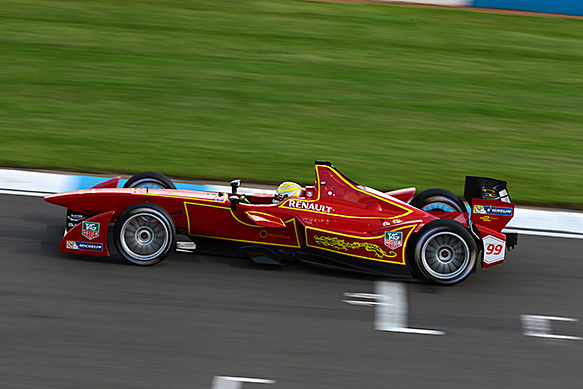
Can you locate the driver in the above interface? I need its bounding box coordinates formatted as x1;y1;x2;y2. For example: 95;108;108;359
273;182;303;203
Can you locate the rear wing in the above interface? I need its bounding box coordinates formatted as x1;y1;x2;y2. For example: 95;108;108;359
464;176;511;204
464;176;517;268
464;176;515;232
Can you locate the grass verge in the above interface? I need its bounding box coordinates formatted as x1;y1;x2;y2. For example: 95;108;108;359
1;0;582;207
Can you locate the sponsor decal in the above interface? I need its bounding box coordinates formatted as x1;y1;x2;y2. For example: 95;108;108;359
259;231;291;240
384;231;403;250
287;200;333;213
66;241;103;251
313;235;396;259
473;205;513;216
490;206;513;215
302;216;332;225
66;240;78;250
482;235;505;265
67;212;86;230
473;205;487;214
81;221;100;240
382;219;404;227
67;213;85;222
482;188;498;199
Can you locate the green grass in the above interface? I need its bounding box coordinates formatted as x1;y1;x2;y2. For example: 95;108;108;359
1;0;582;207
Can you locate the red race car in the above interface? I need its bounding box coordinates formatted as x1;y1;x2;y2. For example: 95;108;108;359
45;161;517;285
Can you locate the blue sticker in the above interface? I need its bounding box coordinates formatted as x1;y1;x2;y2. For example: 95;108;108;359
66;241;103;251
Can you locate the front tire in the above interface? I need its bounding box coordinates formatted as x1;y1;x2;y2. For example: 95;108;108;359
411;220;477;285
123;172;176;189
114;203;176;266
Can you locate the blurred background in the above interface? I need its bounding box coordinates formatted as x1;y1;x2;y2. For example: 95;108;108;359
1;0;581;207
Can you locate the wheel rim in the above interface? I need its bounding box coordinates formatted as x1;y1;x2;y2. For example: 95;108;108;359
127;178;168;189
120;212;170;261
421;231;470;280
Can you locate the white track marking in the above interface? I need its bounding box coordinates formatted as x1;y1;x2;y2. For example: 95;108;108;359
211;376;275;389
0;169;72;194
0;189;50;197
521;315;582;341
344;281;446;336
176;241;197;253
342;293;379;305
502;228;583;240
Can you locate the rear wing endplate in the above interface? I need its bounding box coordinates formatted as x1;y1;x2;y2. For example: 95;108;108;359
464;176;511;204
464;176;517;268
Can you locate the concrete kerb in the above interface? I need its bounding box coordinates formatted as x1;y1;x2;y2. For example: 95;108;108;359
1;168;582;239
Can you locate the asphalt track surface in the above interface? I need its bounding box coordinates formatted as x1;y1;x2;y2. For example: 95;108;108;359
1;194;582;389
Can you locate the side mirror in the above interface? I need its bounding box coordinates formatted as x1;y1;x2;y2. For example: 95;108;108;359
229;195;240;211
230;179;241;194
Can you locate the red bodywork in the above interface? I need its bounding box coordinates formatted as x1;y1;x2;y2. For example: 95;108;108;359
45;163;515;275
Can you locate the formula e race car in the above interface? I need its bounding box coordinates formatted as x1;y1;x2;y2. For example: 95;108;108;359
44;161;518;285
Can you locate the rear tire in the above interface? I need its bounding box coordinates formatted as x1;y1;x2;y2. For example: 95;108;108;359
410;188;466;212
114;203;176;266
411;220;477;285
123;172;176;189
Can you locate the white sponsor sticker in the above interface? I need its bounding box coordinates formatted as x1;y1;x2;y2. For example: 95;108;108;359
287;200;333;213
482;235;505;265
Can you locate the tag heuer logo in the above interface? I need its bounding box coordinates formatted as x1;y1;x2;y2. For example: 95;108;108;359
82;221;100;240
384;231;403;250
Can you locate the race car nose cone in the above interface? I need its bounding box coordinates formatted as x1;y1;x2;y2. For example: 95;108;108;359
44;192;66;205
44;191;81;208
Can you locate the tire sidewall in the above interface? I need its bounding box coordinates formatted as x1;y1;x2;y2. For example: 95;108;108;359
114;203;176;266
123;172;176;189
411;220;477;285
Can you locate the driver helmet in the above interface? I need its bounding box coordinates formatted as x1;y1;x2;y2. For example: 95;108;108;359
274;182;303;203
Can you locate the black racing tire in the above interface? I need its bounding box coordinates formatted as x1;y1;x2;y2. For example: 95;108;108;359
410;219;477;285
114;203;176;266
123;172;176;189
410;188;466;213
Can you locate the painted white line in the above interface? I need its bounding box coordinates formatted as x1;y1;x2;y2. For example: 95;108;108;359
507;207;583;238
343;281;445;336
375;280;446;335
211;376;275;389
0;169;72;193
342;293;380;305
503;228;583;240
176;241;197;253
0;189;51;197
520;315;581;341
